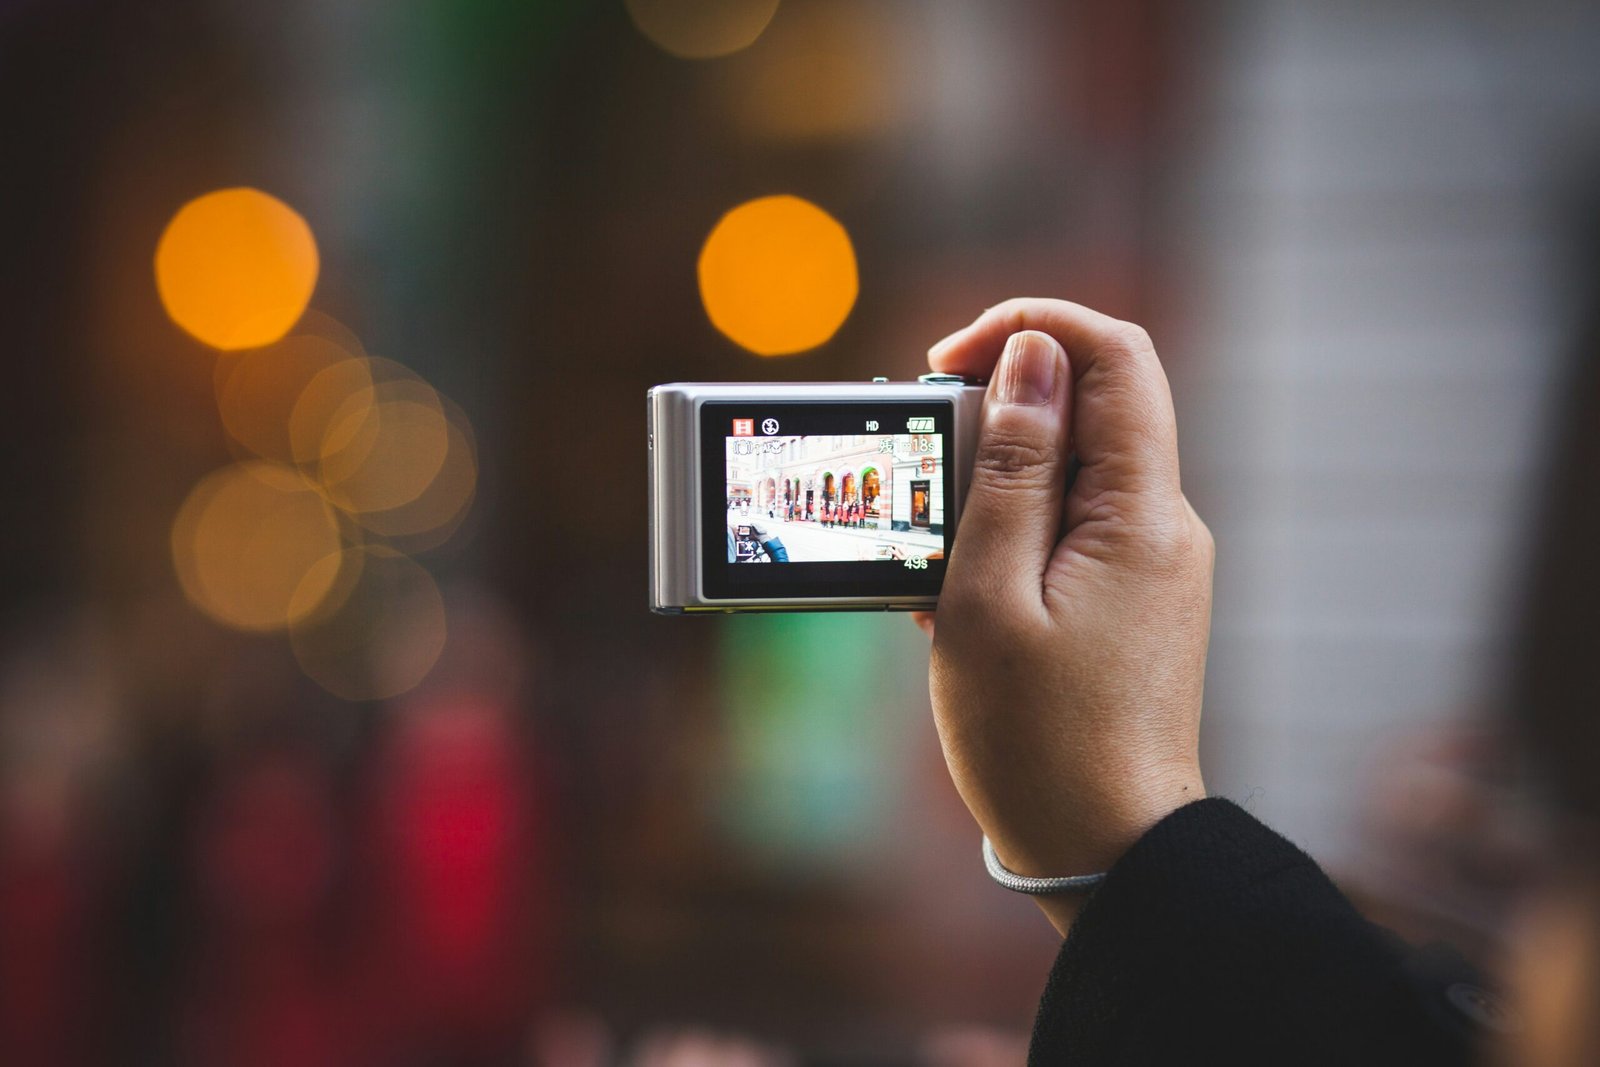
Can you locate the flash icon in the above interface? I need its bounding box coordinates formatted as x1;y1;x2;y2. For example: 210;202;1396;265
761;418;780;435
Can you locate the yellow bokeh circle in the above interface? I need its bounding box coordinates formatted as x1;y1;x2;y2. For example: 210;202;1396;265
315;376;451;516
289;547;447;702
286;357;444;500
698;194;858;356
725;1;901;143
171;462;344;632
214;333;365;466
287;357;380;471
155;188;319;350
350;397;479;551
626;0;780;59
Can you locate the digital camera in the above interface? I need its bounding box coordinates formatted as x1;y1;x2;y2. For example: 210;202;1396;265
648;376;986;613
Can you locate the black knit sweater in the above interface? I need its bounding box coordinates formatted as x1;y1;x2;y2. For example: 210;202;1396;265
1028;799;1504;1065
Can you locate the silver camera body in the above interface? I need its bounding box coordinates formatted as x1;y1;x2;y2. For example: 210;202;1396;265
648;376;986;614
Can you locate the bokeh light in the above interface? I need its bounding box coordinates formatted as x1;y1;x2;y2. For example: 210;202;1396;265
352;397;479;552
282;307;367;358
287;358;443;497
698;194;858;356
171;462;345;632
289;548;447;701
287;356;381;470
214;333;366;467
625;0;780;60
318;378;452;515
155;188;319;350
724;0;902;143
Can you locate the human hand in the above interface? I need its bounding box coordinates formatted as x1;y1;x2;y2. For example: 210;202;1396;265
916;299;1213;935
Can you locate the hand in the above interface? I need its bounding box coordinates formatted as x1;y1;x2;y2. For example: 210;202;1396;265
917;299;1213;935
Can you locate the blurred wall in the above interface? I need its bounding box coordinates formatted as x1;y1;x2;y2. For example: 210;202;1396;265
1172;0;1600;867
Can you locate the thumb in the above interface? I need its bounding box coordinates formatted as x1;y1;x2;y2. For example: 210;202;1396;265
930;300;1182;527
946;331;1073;605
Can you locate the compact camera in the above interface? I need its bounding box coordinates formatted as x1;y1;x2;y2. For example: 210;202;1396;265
648;376;986;613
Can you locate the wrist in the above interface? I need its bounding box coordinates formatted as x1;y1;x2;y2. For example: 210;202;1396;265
983;770;1205;933
994;773;1204;870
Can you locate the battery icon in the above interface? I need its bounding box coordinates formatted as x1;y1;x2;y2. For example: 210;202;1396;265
906;417;934;432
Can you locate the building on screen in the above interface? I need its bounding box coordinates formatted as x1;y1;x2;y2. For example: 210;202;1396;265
725;434;944;534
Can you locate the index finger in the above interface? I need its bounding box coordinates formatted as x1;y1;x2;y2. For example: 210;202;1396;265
929;298;1181;500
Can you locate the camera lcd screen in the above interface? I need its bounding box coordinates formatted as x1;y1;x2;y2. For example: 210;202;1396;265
698;400;953;601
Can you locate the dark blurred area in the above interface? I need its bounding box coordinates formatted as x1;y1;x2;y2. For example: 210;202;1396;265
2;1;1600;1065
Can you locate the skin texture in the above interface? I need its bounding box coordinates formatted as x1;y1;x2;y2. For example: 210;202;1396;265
915;299;1214;936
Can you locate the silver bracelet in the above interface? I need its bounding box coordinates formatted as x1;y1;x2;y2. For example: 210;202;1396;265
982;835;1107;895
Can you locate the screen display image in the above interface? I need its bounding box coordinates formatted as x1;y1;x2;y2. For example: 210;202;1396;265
698;400;954;601
725;430;944;565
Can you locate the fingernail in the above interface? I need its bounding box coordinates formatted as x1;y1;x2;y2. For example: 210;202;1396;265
996;331;1055;406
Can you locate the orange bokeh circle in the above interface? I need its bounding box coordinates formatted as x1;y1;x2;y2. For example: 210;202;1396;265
698;194;857;356
155;188;319;350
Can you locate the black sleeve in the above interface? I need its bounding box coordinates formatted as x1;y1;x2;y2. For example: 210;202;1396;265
1028;798;1504;1066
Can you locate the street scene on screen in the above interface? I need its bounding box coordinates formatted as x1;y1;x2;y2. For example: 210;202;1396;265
725;433;945;563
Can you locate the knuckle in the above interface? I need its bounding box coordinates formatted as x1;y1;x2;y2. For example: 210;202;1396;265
1110;319;1155;355
974;431;1055;487
988;297;1032;333
1192;516;1217;568
1120;512;1204;575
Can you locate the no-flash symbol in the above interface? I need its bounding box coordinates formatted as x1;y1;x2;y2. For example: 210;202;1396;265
761;418;780;435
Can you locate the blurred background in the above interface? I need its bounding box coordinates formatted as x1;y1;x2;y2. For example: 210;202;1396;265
3;1;1600;1064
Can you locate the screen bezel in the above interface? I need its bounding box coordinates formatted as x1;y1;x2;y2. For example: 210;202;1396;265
699;399;953;601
